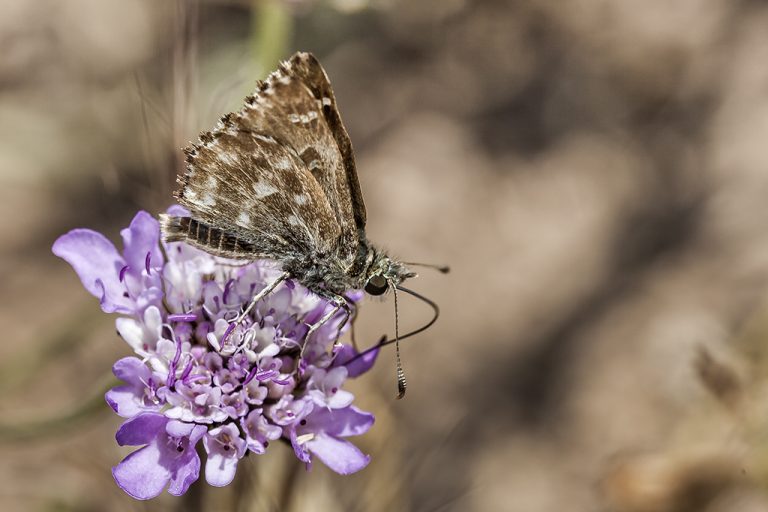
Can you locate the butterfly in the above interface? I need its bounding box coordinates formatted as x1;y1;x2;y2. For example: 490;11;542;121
159;52;446;398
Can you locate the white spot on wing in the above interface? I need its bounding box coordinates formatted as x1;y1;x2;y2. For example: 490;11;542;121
206;176;217;189
288;215;301;226
253;134;277;144
201;194;216;207
288;113;300;124
294;194;308;205
322;97;332;106
237;212;251;225
273;158;292;171
252;182;278;199
217;152;239;165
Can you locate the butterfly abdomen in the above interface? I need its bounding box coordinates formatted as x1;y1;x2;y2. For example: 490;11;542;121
159;214;255;258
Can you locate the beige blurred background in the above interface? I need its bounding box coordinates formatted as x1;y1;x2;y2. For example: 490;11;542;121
4;0;768;511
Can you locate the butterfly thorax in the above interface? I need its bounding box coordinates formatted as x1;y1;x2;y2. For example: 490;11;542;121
281;238;413;297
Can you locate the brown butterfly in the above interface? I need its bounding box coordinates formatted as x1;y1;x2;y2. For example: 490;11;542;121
159;52;446;398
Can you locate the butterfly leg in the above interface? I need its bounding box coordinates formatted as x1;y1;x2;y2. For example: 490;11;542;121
232;271;290;326
333;299;353;349
300;294;350;358
344;296;360;352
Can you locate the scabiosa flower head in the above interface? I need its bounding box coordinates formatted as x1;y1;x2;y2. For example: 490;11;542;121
53;209;379;499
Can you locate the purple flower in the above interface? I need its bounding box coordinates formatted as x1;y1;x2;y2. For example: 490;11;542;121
307;367;354;409
241;409;282;454
52;211;163;314
55;209;380;498
332;344;380;377
105;357;165;418
203;424;246;486
112;413;206;499
290;406;374;474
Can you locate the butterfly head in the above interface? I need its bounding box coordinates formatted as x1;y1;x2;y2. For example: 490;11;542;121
363;257;416;296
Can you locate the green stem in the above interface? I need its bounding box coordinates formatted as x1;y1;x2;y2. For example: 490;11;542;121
251;0;292;75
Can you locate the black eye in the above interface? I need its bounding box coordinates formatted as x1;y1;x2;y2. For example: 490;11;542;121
365;275;388;296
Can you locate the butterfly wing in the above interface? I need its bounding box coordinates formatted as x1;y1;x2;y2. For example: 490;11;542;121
165;125;341;259
165;52;366;262
278;52;367;235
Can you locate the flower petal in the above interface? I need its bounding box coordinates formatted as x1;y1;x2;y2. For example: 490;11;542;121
326;389;354;409
105;386;144;418
302;406;374;438
289;427;311;465
204;451;240;487
305;432;370;475
112;443;170;500
52;229;130;313
115;413;167;446
121;211;163;275
166;447;202;496
111;357;149;384
166;420;206;442
166;204;190;216
116;318;146;352
335;345;380;378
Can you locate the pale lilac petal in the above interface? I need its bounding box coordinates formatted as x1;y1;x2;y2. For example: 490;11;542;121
116;318;147;352
303;406;374;438
204;451;239;487
241;410;281;454
52;229;130;313
334;345;380;378
105;386;144;418
135;286;164;313
203;424;246;487
121;211;163;275
324;367;348;389
115;413;168;446
326;389;354;409
190;424;208;444
305;432;370;475
166;449;201;496
166;420;196;438
112;357;149;383
112;443;170;500
166;204;189;216
289;427;311;465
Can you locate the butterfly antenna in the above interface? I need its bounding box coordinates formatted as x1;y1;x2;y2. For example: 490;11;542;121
393;285;441;342
402;262;451;274
345;285;440;390
392;283;407;399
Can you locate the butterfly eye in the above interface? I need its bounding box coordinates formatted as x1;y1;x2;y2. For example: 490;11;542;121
365;275;388;296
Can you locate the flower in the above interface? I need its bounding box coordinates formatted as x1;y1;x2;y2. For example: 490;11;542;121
105;357;165;418
52;211;164;314
241;409;282;454
203;423;247;486
289;406;374;474
112;413;206;499
54;210;380;499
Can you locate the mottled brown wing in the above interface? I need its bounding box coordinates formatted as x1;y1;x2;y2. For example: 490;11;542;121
279;52;367;234
168;52;366;261
168;129;341;259
237;52;366;252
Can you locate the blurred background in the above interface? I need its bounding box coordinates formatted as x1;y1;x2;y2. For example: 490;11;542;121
3;0;768;510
